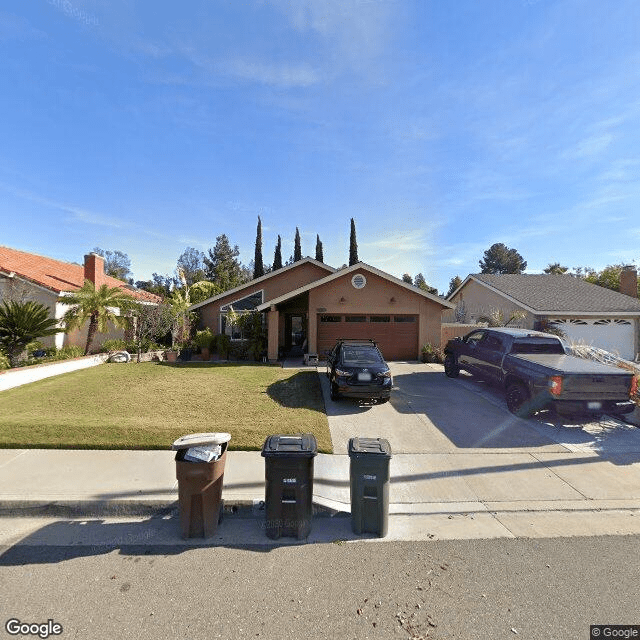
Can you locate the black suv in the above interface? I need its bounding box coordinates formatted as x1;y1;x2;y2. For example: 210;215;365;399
326;339;392;403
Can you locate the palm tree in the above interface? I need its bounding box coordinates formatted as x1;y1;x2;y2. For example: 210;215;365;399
0;300;62;367
62;280;134;355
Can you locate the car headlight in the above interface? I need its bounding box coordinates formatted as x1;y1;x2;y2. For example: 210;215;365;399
381;369;392;379
335;368;350;377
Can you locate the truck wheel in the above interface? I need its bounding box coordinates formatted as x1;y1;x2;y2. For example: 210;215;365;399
506;382;532;417
444;354;460;378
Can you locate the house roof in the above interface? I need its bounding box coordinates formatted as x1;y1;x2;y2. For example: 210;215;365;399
453;274;640;315
0;246;161;303
256;262;456;311
188;257;336;311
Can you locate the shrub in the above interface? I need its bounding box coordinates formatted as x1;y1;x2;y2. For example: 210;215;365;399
194;328;214;351
421;343;445;364
101;339;129;352
55;345;85;360
0;351;9;370
213;334;231;359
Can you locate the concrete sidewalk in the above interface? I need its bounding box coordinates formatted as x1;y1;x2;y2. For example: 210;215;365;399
2;447;640;541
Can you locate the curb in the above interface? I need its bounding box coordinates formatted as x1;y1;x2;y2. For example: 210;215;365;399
0;498;348;519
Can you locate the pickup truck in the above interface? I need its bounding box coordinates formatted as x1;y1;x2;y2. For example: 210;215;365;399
444;327;637;418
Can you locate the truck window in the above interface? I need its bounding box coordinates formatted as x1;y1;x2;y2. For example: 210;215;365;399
483;335;503;350
511;340;565;354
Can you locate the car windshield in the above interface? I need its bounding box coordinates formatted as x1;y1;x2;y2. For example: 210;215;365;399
511;340;565;354
341;346;384;365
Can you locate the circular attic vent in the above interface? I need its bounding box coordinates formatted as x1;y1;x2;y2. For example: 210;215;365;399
351;273;367;289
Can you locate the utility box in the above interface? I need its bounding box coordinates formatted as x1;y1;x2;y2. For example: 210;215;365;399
172;432;231;539
261;434;318;539
348;437;392;537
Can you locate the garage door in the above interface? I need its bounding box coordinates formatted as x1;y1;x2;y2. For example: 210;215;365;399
317;314;418;360
551;318;636;360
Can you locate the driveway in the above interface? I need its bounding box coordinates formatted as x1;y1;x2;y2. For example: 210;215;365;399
316;361;640;538
322;361;640;456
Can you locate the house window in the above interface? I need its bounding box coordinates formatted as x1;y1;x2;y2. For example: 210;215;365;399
220;290;263;312
370;315;391;323
394;316;416;322
345;316;366;322
220;314;244;340
320;315;342;322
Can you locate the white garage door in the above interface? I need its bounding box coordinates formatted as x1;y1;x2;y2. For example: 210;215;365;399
551;318;636;360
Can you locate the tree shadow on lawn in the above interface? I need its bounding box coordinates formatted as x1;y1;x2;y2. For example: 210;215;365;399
266;371;325;412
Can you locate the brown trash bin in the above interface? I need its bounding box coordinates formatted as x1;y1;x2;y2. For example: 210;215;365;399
171;433;231;539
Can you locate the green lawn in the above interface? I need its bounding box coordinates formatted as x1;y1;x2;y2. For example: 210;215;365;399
0;363;332;452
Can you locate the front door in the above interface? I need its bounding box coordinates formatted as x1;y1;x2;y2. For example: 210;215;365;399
285;314;306;352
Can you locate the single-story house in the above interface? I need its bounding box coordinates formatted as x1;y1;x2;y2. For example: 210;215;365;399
190;258;455;361
445;271;640;360
0;246;160;350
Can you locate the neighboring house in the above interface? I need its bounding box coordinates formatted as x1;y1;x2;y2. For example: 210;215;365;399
0;246;160;350
446;271;640;360
191;258;455;361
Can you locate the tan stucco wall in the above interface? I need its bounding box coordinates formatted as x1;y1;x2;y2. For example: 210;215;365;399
198;262;332;333
307;270;446;356
445;279;536;327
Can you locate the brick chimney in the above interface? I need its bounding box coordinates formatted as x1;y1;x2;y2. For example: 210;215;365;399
620;265;638;298
84;253;106;288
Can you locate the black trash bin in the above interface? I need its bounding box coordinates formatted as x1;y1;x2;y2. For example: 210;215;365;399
348;437;392;537
172;432;231;539
261;434;318;539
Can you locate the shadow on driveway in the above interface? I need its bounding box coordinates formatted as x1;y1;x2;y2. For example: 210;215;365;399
391;366;640;462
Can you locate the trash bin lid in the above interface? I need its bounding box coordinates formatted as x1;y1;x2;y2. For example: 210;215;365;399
171;432;231;450
261;434;318;457
348;437;392;458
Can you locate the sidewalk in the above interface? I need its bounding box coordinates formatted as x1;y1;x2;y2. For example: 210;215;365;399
2;447;640;541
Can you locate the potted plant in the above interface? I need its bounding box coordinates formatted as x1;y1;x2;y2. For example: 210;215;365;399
194;328;214;361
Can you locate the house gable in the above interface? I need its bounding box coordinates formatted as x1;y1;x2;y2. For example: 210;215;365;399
193;258;335;332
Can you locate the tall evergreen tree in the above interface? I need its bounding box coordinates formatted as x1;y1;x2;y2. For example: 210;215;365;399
294;227;302;262
203;234;247;292
479;243;527;274
273;235;283;270
315;234;324;263
349;218;359;266
253;216;264;279
446;275;463;298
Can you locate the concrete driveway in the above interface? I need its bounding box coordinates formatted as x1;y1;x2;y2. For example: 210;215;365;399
316;360;640;538
322;361;640;457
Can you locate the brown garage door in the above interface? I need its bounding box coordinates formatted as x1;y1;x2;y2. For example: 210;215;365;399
317;314;418;360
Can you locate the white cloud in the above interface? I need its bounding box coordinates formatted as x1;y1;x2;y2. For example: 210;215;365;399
226;58;321;88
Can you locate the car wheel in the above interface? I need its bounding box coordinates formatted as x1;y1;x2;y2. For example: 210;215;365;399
444;353;460;378
506;382;532;417
330;381;340;401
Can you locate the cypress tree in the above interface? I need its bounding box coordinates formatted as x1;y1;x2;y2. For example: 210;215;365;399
294;227;302;262
273;235;283;270
349;218;359;266
315;234;324;263
253;216;264;279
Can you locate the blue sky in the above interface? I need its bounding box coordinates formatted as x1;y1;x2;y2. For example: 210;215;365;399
1;0;639;294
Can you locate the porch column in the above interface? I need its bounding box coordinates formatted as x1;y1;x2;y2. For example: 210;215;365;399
267;305;280;362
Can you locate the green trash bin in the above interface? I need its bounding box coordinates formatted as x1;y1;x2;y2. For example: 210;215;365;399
261;434;318;540
348;437;392;537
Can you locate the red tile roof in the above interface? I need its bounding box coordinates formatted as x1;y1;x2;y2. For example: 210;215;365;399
0;246;161;303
